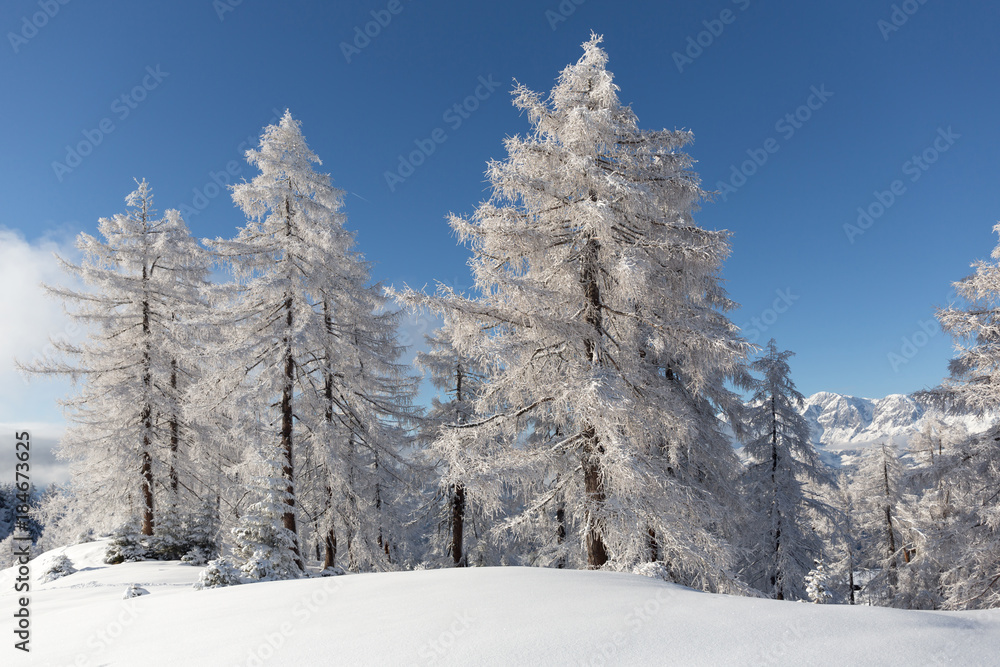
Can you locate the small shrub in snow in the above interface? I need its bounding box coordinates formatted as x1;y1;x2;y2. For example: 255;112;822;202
181;547;210;567
39;554;77;583
149;504;220;562
318;565;346;577
240;548;297;582
805;562;833;604
196;557;244;590
123;584;150;599
632;562;673;582
105;522;149;565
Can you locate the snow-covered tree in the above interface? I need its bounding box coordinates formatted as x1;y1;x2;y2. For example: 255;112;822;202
923;222;1000;414
804;561;832;604
932;426;1000;609
830;475;859;605
415;317;489;566
913;224;1000;609
851;443;913;605
740;340;830;600
230;429;303;581
19;180;209;538
198;111;416;574
395;35;751;587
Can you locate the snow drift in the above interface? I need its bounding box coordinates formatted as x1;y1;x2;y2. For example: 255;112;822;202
3;539;999;666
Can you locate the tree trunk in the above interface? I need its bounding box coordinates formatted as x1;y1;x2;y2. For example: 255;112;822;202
450;365;467;567
883;459;897;568
280;295;302;570
323;526;337;569
139;267;154;536
770;394;783;600
451;483;466;566
583;427;609;568
321;301;337;571
140;449;154;536
847;549;856;605
646;527;659;563
169;358;179;494
580;236;608;568
556;501;566;569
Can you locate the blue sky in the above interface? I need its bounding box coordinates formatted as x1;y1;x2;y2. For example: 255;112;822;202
3;0;1000;426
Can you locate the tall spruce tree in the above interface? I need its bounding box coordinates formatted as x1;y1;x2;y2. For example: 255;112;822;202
199;111;416;574
915;222;1000;608
396;35;751;587
18;180;209;538
851;443;911;605
415;317;488;566
740;339;830;601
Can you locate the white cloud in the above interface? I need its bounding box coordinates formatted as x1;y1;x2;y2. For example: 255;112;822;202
0;227;83;423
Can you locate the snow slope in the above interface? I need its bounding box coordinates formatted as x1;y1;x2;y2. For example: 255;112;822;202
3;540;999;666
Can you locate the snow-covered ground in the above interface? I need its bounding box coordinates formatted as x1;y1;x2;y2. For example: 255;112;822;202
3;540;998;666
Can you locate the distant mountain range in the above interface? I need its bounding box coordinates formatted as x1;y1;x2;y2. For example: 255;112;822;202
797;391;994;467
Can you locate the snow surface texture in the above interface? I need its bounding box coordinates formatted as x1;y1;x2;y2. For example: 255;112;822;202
3;540;999;666
798;392;993;465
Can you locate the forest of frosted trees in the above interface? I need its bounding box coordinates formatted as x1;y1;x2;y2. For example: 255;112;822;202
15;35;1000;610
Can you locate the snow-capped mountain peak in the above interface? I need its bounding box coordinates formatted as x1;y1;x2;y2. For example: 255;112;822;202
798;391;991;454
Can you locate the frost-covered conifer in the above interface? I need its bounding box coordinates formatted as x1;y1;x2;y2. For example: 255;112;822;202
851;443;912;605
415;318;488;566
804;561;832;604
231;435;302;581
19;180;209;537
395;35;750;586
199;111;416;574
740;340;830;600
915;224;1000;608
